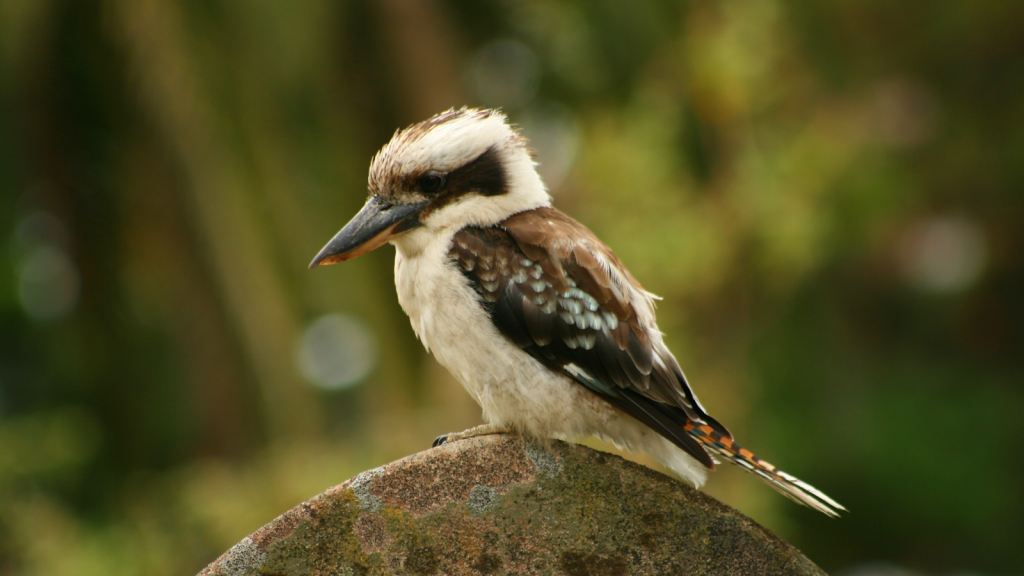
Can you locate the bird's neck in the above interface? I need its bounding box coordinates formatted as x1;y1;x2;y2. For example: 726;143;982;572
391;224;455;261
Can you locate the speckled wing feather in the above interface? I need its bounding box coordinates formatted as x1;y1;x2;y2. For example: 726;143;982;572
449;207;729;469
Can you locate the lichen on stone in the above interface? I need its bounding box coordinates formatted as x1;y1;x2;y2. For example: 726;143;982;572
525;441;563;479
197;435;827;576
466;485;498;514
349;466;385;513
216;537;266;576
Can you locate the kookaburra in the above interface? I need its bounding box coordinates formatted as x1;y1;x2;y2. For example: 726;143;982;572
310;108;843;516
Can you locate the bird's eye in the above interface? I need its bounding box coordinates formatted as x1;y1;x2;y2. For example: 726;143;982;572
419;173;446;194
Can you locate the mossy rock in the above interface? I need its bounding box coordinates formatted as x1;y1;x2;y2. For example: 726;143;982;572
198;435;826;576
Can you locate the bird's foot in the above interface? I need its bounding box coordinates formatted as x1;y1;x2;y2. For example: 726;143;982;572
432;424;513;447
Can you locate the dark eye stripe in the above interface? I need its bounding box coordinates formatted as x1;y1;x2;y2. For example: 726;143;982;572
445;146;507;197
416;146;509;217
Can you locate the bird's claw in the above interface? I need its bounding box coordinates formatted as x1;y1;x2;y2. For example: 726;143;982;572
432;424;512;448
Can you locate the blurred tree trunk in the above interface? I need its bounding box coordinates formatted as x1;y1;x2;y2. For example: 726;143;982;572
110;0;322;442
375;0;466;121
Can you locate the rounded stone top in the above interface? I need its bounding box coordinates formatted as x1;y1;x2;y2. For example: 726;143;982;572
198;434;826;576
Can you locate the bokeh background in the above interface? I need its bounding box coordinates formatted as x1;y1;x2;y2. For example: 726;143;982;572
2;0;1023;574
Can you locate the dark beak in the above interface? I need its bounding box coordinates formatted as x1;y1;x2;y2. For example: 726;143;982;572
309;196;428;268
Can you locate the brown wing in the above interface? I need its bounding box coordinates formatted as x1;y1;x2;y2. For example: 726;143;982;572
449;207;730;468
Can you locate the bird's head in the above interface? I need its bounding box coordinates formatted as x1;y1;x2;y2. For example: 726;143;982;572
309;108;550;267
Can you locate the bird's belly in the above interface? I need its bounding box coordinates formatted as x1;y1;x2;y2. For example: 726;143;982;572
394;250;616;439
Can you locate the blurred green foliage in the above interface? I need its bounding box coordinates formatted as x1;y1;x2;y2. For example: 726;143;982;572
1;0;1023;574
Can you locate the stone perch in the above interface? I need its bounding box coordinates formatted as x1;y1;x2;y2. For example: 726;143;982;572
198;435;826;576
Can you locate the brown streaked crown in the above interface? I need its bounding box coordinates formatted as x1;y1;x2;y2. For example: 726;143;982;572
366;108;527;208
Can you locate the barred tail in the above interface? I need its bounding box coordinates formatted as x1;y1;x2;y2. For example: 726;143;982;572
684;423;846;517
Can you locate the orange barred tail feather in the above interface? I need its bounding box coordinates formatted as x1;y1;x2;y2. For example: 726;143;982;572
684;423;846;517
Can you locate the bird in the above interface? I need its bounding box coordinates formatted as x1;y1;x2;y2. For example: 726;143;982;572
310;107;844;516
